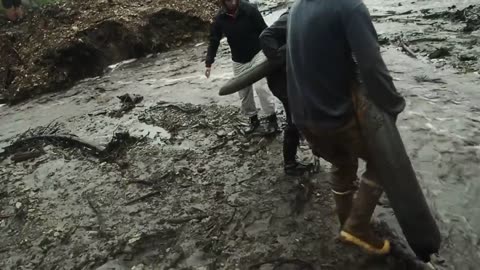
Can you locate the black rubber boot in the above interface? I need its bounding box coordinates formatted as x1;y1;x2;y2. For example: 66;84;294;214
244;115;260;134
283;125;300;161
265;113;280;134
283;124;312;175
284;161;313;176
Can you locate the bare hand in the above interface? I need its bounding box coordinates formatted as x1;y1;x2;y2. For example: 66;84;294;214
205;67;211;78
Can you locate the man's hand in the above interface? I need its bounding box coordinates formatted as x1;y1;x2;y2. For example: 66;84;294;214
205;67;211;78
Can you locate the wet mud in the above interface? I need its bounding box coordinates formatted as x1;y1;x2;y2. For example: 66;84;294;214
370;1;480;73
1;0;480;269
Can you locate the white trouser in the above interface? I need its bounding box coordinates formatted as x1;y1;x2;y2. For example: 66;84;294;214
232;52;276;117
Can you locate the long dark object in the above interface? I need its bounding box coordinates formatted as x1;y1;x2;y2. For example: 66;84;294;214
219;57;441;261
1;134;105;160
218;59;282;96
353;88;441;261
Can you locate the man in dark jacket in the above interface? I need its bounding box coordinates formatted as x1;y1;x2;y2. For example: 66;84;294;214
287;0;406;254
259;10;312;176
205;0;278;134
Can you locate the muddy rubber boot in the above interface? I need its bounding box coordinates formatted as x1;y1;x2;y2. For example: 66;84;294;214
332;190;355;228
340;179;390;255
284;161;313;176
244;115;260;134
265;113;280;134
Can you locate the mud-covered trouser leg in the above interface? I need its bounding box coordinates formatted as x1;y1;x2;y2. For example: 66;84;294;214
282;100;299;163
330;158;359;227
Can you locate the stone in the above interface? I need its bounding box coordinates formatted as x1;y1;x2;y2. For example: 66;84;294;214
95;260;129;270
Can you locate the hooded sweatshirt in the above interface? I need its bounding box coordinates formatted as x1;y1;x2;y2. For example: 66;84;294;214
205;0;267;67
287;0;406;129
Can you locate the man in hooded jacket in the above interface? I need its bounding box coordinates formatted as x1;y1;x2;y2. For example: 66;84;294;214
205;0;278;134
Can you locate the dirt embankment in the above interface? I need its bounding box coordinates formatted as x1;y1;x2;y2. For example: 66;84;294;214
0;0;219;104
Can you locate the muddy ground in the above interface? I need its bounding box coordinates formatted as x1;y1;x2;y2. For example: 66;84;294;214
1;0;480;269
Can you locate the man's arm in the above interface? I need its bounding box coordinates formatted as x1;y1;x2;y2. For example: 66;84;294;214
205;18;222;68
260;11;288;61
342;3;405;116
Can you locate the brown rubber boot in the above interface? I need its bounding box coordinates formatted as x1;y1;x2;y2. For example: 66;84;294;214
332;190;354;228
340;179;390;255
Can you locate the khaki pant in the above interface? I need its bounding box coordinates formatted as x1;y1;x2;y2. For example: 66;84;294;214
232;52;275;117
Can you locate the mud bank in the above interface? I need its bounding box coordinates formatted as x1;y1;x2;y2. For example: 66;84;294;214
0;0;219;104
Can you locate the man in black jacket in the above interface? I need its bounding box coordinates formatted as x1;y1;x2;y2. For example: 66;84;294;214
259;10;312;176
287;0;406;255
205;0;278;134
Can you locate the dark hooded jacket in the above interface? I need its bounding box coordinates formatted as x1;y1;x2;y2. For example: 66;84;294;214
205;0;267;67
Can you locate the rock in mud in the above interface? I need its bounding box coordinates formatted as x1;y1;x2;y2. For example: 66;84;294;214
459;54;478;61
109;94;144;118
428;47;451;59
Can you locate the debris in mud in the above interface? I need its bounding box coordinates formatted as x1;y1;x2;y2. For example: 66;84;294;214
139;102;241;135
459;53;478;62
428;47;451;59
100;131;140;162
109;93;144;118
1;133;105;161
1;123;140;164
423;5;480;33
399;41;418;59
10;148;45;163
414;75;446;84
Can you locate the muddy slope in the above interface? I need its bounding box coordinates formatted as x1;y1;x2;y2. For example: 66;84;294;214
0;0;218;104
